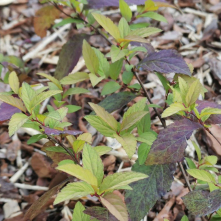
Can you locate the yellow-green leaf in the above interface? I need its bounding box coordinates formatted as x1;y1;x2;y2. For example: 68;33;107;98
73;140;85;153
77;133;92;143
21;82;36;112
84;115;117;137
37;73;62;90
118;17;131;38
83;40;99;74
0;94;26;112
186;79;202;106
114;133;137;159
92;13;121;40
56;164;98;187
144;0;158;11
187;169;216;183
9;113;29;136
89;73;104;87
54;182;95;205
162;103;186;118
94;146;112;156
30;90;62;111
120;111;148;131
60;72;89;85
100;193;128;221
89;102;118;131
119;0;132;22
99;171;148;193
9;71;19;94
127;27;162;38
178;76;188;104
83;144;104;186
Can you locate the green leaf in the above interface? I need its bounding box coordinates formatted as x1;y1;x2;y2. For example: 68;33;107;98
9;113;29;136
155;72;170;93
65;105;81;113
202;155;218;166
162;102;186;118
0;94;26;112
77;133;92;143
53;17;83;28
120;111;148;131
130;22;150;30
186;79;202;106
101;81;121;96
138;12;167;22
185;157;196;169
83;40;99;74
89;103;118;131
122;71;133;85
30;90;62;111
178;76;188;103
92;13;121;40
94;146;112;156
110;45;128;63
46;146;69;154
119;0;132;22
60;72;89;85
9;71;19;94
56;164;98;187
113;133;137;159
37;73;62;90
84;115;117;137
83;144;104;186
21;82;36;112
58;159;75;166
137;105;151;135
27;134;47;145
126;27;162;38
93;48;110;77
138;143;151;165
63;87;89;98
123;98;146;119
54;182;95;205
187;169;216;183
118;17;131;38
200;107;221;122
100;193;128;221
72;201;90;221
99;171;148;193
109;59;124;80
89;73;104;87
136;131;157;145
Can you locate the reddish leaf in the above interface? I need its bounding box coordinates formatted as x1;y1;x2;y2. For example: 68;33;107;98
138;50;191;75
54;34;89;80
43;126;82;136
125;162;175;221
88;0;167;8
145;119;202;165
34;5;60;38
182;190;221;216
84;207;118;221
24;181;68;221
0;102;21;121
196;100;221;124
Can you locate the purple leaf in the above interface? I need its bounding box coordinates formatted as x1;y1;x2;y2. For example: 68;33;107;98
196;100;221;124
43;127;82;136
0;102;21;121
84;207;118;221
87;0;167;8
138;50;191;75
182;190;221;216
54;34;89;80
145;119;202;165
125;162;175;221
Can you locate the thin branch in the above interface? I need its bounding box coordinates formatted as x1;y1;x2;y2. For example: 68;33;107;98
47;135;79;165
